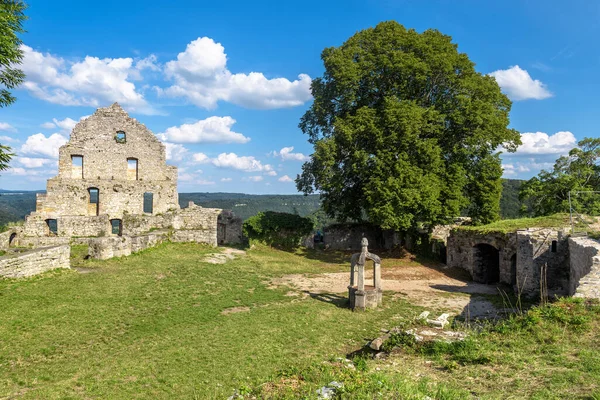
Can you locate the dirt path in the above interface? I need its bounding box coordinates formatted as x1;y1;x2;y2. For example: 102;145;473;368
271;258;506;319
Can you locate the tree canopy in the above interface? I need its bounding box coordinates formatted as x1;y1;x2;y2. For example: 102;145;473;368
520;138;600;217
0;0;26;172
296;21;520;230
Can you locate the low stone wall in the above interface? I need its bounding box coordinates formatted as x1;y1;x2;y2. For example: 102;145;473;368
171;229;217;246
568;236;600;298
88;231;168;260
323;224;387;250
0;245;70;278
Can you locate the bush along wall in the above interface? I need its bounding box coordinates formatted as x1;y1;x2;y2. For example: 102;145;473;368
242;211;314;249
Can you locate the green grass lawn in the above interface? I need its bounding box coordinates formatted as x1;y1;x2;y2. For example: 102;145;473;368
0;243;599;399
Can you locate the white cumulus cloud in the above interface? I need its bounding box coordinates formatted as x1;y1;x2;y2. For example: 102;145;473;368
163;37;312;109
20;133;68;158
512;131;577;155
271;146;310;162
244;176;263;182
192;152;210;164
15;157;55;168
489;65;552;101
0;122;15;132
161;116;250;144
211;152;273;172
0;135;19;143
220;177;232;182
19;44;158;114
278;175;294;182
164;142;189;162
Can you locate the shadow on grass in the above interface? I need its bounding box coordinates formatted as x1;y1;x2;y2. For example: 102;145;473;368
305;291;349;309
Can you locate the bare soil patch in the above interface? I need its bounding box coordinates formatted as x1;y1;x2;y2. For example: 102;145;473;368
203;248;246;264
270;254;504;319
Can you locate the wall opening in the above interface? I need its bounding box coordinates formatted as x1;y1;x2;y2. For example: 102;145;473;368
143;192;153;214
472;243;500;284
110;219;123;236
551;240;557;253
71;155;83;179
127;158;138;180
115;131;126;144
9;232;17;247
510;253;517;286
46;219;58;235
218;223;226;244
88;187;99;216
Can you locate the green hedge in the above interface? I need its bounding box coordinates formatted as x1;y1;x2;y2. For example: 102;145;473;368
243;211;314;248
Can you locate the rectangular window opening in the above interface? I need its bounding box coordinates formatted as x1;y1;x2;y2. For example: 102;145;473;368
115;131;126;143
71;155;83;179
46;219;58;235
143;192;153;214
89;188;99;204
551;240;557;253
111;219;123;236
127;158;138;180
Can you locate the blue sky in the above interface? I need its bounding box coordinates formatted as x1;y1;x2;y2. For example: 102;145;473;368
1;0;599;193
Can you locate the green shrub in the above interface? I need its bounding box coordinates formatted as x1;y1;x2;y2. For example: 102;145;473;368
243;211;314;248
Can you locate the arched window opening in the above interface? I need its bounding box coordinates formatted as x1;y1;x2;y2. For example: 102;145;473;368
88;187;99;216
143;192;153;214
110;219;123;236
127;158;138;180
71;155;83;179
115;131;126;144
45;219;58;236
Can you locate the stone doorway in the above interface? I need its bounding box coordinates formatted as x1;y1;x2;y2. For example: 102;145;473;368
472;243;500;284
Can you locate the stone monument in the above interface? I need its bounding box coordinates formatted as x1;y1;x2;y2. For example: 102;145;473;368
348;238;382;311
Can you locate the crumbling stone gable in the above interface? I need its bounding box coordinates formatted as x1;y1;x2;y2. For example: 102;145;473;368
33;103;178;222
12;103;243;263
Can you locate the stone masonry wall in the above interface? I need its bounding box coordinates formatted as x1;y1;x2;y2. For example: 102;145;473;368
516;229;569;297
0;245;70;278
446;230;517;285
23;103;179;238
568;236;600;298
88;231;169;260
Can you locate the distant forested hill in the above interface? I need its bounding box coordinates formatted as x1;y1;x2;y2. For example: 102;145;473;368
500;179;524;219
178;193;322;221
0;179;525;226
0;190;40;226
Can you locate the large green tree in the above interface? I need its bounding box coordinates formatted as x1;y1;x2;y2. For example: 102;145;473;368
520;138;600;217
296;21;520;230
0;0;26;171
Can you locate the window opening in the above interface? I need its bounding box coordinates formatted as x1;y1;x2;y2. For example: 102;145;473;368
143;192;153;214
46;219;58;235
127;158;138;180
88;187;99;216
71;155;83;179
110;219;123;236
115;131;126;144
551;240;557;253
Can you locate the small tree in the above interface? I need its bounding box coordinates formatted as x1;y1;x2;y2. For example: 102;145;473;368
520;138;600;216
297;21;520;230
0;0;27;171
243;212;314;248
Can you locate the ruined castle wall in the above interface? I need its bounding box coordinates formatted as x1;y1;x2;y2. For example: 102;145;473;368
446;230;517;285
0;245;70;278
516;229;569;296
217;210;244;245
568;236;600;298
323;224;386;250
33;103;178;222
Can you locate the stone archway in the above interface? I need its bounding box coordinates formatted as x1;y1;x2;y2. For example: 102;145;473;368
8;232;17;247
473;243;500;284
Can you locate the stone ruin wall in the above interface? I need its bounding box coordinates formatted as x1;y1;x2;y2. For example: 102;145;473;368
447;230;518;286
0;245;70;278
447;228;571;297
24;103;179;238
568;236;600;299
